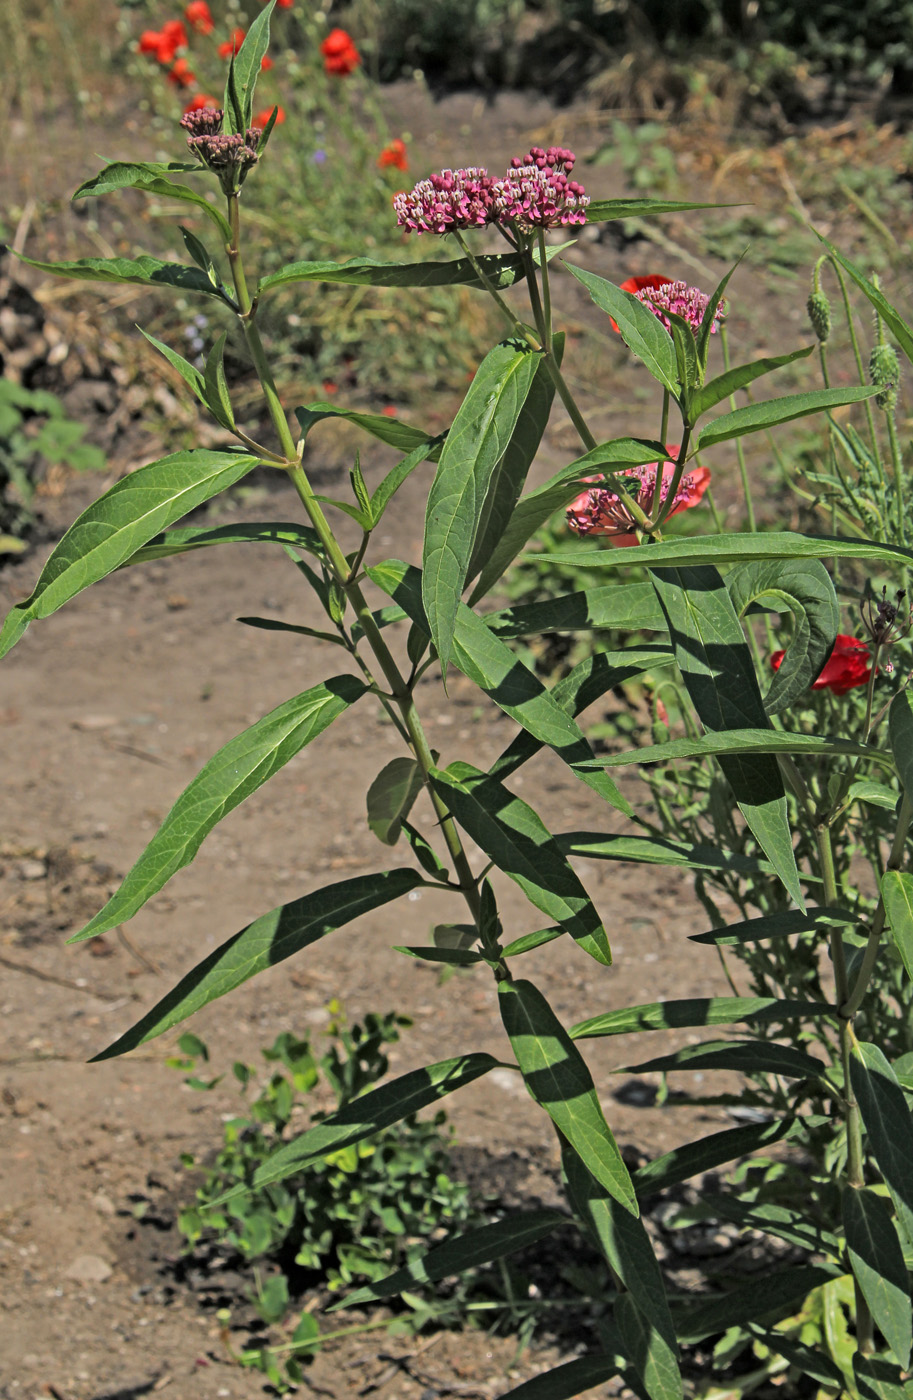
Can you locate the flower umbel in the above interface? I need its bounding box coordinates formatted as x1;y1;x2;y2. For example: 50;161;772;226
771;635;872;695
634;279;725;336
181;107;262;190
566;457;711;544
492;146;589;232
394;168;496;235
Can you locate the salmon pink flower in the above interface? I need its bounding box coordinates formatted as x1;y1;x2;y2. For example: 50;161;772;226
567;453;710;545
771;635;872;695
184;1;213;34
378;138;408;171
218;27;246;57
394;168;496;234
321;28;361;76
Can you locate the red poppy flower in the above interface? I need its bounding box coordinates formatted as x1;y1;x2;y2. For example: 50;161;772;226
381;405;397;417
167;56;196;87
609;274;671;333
253;104;285;127
260;54;274;70
183;92;220;114
218;27;246;58
378;138;408;171
320;28;361;76
184;1;213;35
322;380;339;395
771;635;872;696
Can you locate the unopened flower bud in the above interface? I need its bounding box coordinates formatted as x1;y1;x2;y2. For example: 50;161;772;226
807;290;831;344
869;343;900;412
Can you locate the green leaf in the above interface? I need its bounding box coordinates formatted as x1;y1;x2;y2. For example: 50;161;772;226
882;871;913;983
557;830;777;878
180;226;219;283
745;1325;845;1388
0;450;254;658
486;586;668;639
695;258;741;380
571;995;834;1040
889;690;913;797
726;559;839;714
125;520;324;565
368;559;631;814
815;233;913;366
502;926;564;957
92;868;422;1059
669;311;701;409
467;335;562;592
329;1208;568;1310
563;1146;681;1400
633;1118;800;1198
423;337;540;672
295;403;440;457
843;1185;912;1368
704;1196;840;1254
467;439;668;605
565;265;679;395
71;676;367;942
16;251;226;298
619;1038;825;1080
588;728;889;770
848;780;900;811
138;328;207;407
370;440;439;523
534;530;913;573
242;1053;499;1194
651;565;803;907
586;198;734;221
431;763;611;965
691;345;815;420
697;386;878;450
401;820;449;882
853;1354;913;1400
499;979;637;1212
688;906;856;946
203;332;234;429
850;1042;913;1247
675;1267;840;1343
366;757;424;845
224;0;274;132
395;945;482;966
496;1353;619;1400
258;251;531;294
237;617;342;646
73;161;232;240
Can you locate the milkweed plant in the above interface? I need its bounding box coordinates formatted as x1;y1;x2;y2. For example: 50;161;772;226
7;5;913;1395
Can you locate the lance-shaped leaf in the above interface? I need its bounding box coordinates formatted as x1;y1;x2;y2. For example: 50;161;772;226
727;559;839;714
423;337;540;672
566;264;679;396
586;197;733;221
651;565;803;908
139;328;209;410
889;689;913;796
73;161;232;240
746;1326;844;1389
499;979;637;1212
0;450;254;658
703;1196;840;1255
697;385;878;451
619;1039;825;1080
240;1053;499;1194
486;585;667;639
691;345;815;421
16;251;227;298
853;1354;913;1400
688;906;856;946
467;438;668;605
674;1267;840;1343
125;521;324;565
534;530;913;573
498;1353;620;1400
295;403;441;457
843;1185;912;1369
882;870;913;983
70;676;367;943
367;757;424;845
259;251;531;293
93;868;422;1060
850;1042;913;1247
557;830;776;877
467;335;562;592
203;332;234;429
815;233;913;365
370;440;438;524
503;926;564;957
632;1117;800;1198
571;995;835;1040
563;1144;681;1400
491;648;673;782
328;1208;568;1312
223;0;273;132
586;728;891;772
431;763;611;965
368;559;630;813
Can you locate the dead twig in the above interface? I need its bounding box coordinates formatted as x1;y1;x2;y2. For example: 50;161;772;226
0;951;123;1001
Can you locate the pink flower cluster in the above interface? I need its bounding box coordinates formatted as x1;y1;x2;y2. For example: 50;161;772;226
631;278;725;336
566;457;711;545
394;146;589;236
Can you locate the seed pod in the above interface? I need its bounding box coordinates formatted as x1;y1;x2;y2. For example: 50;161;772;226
869;342;900;412
807;290;832;344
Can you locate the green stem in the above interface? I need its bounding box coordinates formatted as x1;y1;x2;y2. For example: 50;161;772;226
720;325;757;534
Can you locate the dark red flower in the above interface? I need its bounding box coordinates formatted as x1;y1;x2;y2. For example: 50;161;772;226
184;2;213;35
378;138;408;171
321;28;361;76
771;634;872;695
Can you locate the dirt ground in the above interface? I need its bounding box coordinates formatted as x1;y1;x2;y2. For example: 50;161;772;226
2;73;911;1400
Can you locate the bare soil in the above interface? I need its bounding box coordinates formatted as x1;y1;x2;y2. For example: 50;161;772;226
2;77;911;1400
